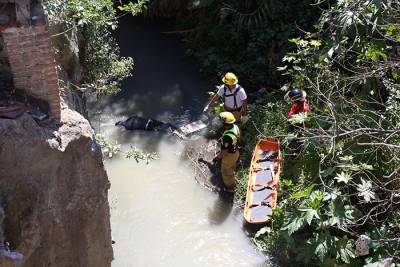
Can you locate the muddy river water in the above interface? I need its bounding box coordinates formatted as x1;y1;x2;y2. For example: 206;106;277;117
89;17;268;267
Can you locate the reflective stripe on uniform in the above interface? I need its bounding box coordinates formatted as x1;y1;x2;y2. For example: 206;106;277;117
223;125;239;144
221;124;240;152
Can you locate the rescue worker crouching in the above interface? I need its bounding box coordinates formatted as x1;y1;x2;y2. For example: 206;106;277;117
284;88;310;130
284;88;311;158
203;72;249;124
217;112;240;192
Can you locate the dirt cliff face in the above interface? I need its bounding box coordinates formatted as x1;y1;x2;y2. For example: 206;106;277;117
0;106;113;266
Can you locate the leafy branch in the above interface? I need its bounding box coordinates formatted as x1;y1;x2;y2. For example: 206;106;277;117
251;0;400;265
95;134;158;164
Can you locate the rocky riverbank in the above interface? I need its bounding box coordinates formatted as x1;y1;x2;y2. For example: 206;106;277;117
0;104;113;266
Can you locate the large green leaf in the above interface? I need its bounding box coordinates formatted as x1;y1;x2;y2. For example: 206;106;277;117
289;184;316;199
281;214;307;235
335;238;355;264
299;207;320;225
315;241;329;262
314;234;332;262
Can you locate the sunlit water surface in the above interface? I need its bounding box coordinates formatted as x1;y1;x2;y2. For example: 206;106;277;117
89;17;268;267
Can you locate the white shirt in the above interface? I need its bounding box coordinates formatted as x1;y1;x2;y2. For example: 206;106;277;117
217;84;247;109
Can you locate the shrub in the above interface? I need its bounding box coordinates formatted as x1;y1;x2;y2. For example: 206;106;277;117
43;0;148;95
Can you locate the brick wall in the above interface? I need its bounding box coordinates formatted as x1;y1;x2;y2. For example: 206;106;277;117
1;24;61;119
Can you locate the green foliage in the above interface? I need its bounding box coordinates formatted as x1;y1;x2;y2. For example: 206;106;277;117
126;145;159;164
95;134;158;164
117;0;149;16
356;178;376;203
43;0;148;95
334;172;352;184
95;134;121;158
207;1;400;266
366;42;388;61
82;27;134;94
288;112;309;125
248;0;400;266
289;184;316;200
149;0;320;88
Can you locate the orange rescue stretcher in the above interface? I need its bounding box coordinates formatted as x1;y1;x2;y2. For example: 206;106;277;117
244;137;281;224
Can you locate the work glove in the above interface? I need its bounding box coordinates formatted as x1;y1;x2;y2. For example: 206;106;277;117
203;105;209;113
241;115;249;124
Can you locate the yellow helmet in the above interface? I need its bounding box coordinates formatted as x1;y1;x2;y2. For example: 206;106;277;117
219;112;236;124
222;72;238;86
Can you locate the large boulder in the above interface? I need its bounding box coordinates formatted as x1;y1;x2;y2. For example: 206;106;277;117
0;107;113;267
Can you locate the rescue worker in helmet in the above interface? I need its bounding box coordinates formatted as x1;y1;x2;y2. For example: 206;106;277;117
284;88;310;127
203;72;249;124
217;112;241;192
284;88;310;158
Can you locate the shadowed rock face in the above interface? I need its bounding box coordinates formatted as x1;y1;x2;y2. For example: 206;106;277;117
0;106;113;267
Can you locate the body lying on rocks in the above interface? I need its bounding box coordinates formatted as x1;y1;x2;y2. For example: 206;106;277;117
115;116;178;132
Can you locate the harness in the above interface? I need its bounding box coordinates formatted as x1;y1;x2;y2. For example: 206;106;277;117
223;85;242;109
221;125;240;153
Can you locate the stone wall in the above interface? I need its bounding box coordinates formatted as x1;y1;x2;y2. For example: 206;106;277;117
1;24;61;118
0;0;61;119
